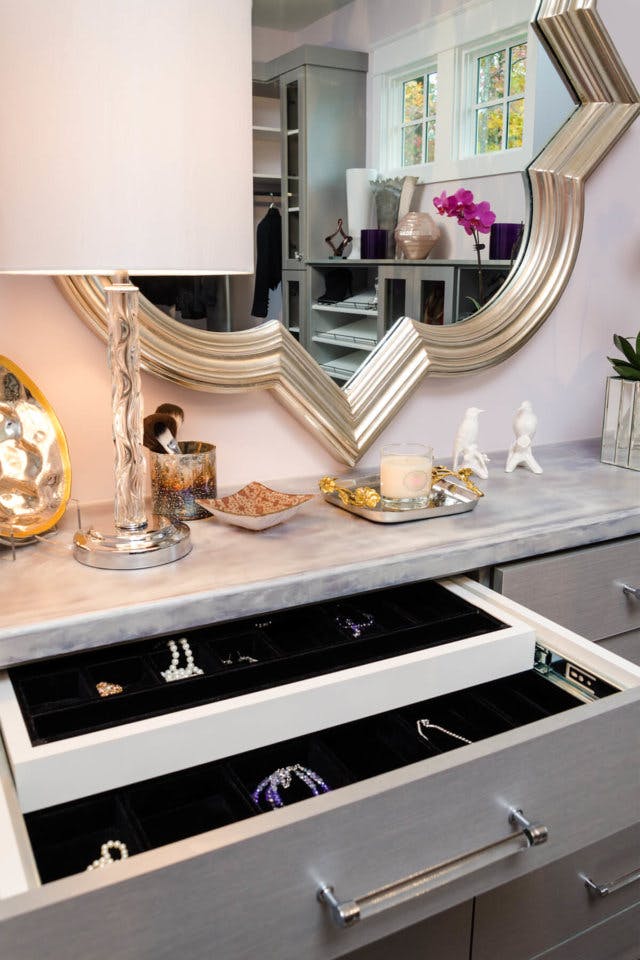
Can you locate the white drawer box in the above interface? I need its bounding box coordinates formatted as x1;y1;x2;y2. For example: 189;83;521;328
0;579;639;960
0;579;536;812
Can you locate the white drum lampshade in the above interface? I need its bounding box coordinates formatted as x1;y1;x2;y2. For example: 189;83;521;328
0;0;254;568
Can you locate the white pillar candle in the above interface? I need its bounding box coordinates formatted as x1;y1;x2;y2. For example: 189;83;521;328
380;444;433;503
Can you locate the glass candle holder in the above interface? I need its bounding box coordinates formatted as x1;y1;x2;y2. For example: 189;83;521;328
150;441;216;521
379;443;433;509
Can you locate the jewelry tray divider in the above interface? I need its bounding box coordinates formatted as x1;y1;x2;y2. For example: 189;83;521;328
24;668;596;884
9;581;508;746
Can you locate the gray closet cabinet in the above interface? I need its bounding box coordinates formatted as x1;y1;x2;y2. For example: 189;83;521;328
277;53;367;270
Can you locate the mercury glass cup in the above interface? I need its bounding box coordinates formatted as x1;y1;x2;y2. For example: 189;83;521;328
150;442;217;521
380;443;433;509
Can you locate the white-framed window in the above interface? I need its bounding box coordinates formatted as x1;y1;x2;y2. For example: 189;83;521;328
467;36;527;155
399;68;438;166
371;0;573;182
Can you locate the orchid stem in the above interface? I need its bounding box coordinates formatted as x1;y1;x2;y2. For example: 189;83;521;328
473;230;485;305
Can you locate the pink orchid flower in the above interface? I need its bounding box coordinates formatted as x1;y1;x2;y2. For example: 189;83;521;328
461;200;496;235
431;186;497;307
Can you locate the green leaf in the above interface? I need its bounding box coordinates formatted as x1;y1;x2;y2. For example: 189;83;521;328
635;330;640;360
609;361;640;381
613;335;638;367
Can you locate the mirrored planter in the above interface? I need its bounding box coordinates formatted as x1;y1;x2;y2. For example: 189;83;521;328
601;377;640;470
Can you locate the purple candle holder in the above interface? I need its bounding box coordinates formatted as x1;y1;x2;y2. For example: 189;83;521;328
489;222;523;261
360;228;388;259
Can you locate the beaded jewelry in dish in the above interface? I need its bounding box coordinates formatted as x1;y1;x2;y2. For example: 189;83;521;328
161;637;203;682
197;481;315;531
251;764;330;809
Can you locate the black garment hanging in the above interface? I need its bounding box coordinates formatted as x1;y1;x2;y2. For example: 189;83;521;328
251;206;282;318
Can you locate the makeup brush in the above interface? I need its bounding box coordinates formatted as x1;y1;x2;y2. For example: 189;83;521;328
143;413;180;453
155;403;184;433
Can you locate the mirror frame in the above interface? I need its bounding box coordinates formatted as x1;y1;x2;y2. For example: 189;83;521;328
58;0;639;466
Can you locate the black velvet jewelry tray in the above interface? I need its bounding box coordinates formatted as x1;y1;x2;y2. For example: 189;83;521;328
25;668;594;885
10;580;507;746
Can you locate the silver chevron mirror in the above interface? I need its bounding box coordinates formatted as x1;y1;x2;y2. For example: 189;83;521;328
58;0;639;466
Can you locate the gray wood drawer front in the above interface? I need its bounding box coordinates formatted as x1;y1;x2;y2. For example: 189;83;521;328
534;901;640;960
340;902;472;960
472;823;640;960
600;626;640;666
1;689;639;960
493;537;640;642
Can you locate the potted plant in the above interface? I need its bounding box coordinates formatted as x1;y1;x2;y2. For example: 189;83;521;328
601;334;640;469
433;188;496;309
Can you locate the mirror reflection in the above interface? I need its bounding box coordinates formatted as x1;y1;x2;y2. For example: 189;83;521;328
134;0;575;387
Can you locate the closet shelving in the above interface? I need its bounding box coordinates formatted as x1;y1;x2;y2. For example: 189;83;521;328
307;258;514;383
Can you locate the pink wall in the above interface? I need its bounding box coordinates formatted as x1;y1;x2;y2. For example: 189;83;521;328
2;0;639;502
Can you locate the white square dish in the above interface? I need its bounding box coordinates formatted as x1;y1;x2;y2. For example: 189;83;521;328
197;481;315;530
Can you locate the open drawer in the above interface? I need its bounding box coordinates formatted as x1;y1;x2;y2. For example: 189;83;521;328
1;577;639;960
0;577;534;811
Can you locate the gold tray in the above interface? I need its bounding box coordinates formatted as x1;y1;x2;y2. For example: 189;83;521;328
0;357;71;539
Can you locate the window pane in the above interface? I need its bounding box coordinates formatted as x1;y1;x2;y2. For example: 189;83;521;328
427;73;438;116
426;120;436;162
509;43;527;95
476;105;503;153
507;98;525;148
403;78;424;122
477;50;504;103
403;123;423;165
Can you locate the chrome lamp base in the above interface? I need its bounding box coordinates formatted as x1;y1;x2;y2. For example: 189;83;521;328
73;272;193;571
73;515;192;570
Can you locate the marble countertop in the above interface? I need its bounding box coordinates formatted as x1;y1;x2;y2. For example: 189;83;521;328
3;438;640;667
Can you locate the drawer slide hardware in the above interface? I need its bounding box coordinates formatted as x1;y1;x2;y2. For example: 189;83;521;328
583;867;640;898
317;807;548;928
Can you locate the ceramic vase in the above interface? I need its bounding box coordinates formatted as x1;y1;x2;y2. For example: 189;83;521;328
394;212;440;260
371;176;405;259
346;168;377;259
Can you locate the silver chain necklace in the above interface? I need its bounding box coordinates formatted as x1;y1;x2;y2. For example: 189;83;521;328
416;719;472;746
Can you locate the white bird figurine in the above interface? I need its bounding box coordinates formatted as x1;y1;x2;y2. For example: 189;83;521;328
452;407;489;479
505;400;542;474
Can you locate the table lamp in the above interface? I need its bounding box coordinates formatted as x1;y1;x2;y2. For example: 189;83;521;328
0;0;253;569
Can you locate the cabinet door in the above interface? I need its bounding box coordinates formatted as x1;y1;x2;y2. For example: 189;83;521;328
282;269;307;347
377;264;416;332
378;264;455;329
280;69;306;268
415;264;455;326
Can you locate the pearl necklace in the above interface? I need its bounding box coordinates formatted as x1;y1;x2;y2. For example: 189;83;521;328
161;637;203;682
86;840;129;871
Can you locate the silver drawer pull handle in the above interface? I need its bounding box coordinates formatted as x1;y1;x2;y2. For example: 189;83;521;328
621;584;640;600
583;867;640;898
317;807;547;928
